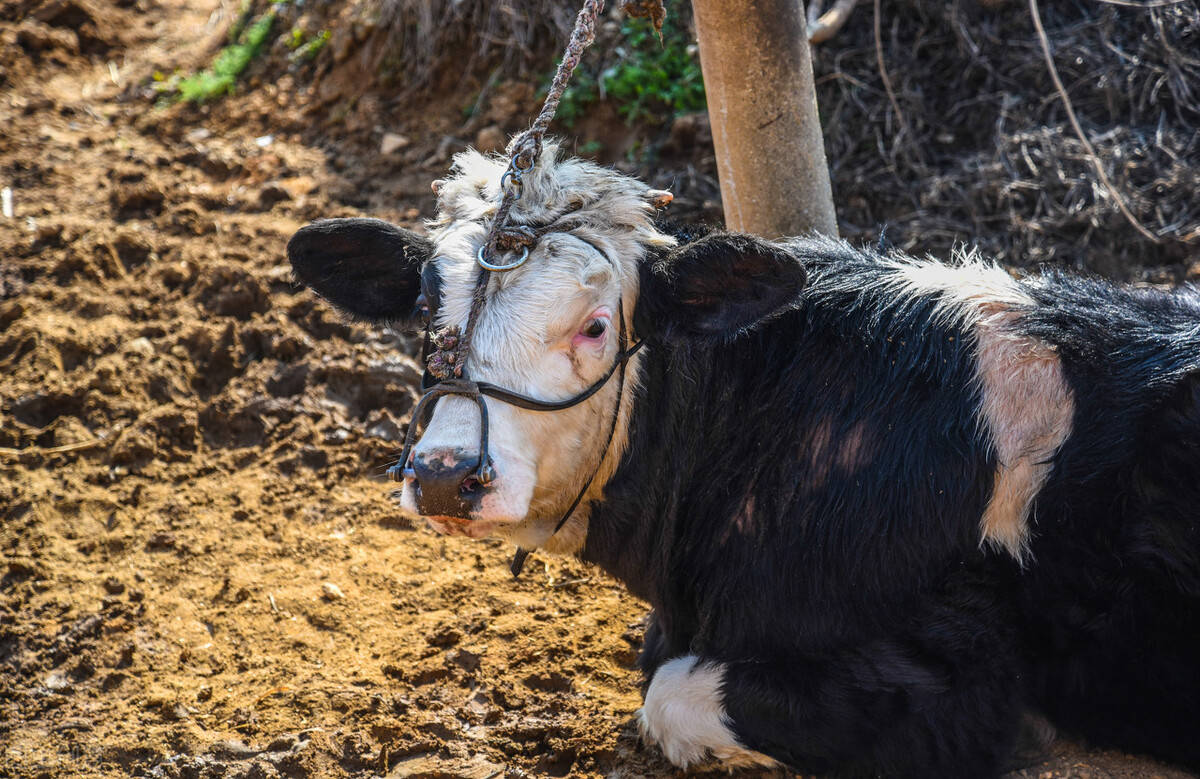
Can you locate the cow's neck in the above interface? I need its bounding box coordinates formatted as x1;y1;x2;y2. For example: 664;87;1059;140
579;320;784;606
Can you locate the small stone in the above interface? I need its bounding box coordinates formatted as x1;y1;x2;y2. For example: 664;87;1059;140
164;702;190;721
44;671;72;692
321;582;345;601
102;577;125;595
54;717;92;732
474;125;506;154
209;738;258;759
380;132;410;155
126;337;155;357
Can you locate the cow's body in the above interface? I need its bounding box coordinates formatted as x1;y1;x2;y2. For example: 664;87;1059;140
288;149;1200;778
588;234;1200;775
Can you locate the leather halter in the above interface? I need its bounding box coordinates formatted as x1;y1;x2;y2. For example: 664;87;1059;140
388;271;641;578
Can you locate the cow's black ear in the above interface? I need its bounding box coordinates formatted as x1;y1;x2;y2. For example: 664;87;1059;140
288;218;432;324
635;232;808;342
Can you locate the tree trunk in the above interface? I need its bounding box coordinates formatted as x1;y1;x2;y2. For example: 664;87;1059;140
692;0;838;239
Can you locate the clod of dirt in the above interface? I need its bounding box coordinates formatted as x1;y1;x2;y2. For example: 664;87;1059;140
197;265;271;319
111;180;166;219
387;753;506;779
14;20;79;54
474;125;505;154
257;182;292;210
110;229;155;269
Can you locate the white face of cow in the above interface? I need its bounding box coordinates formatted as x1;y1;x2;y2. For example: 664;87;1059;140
406;217;647;550
288;144;810;555
292;146;675;552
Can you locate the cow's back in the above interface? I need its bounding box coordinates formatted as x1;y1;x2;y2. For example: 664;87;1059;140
590;238;1049;655
1014;275;1200;768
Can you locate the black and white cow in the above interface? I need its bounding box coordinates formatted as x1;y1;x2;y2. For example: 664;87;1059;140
287;146;1200;778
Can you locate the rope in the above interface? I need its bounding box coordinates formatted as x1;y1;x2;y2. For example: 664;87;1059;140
413;0;664;576
426;0;609;382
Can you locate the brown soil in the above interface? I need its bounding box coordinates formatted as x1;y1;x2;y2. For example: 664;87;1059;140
0;1;1196;778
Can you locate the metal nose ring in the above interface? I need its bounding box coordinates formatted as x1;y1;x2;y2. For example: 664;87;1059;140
477;244;529;272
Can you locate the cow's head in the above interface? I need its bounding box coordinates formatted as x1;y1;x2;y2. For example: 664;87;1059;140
288;145;808;553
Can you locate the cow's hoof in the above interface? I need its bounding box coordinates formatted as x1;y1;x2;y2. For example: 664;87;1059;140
637;655;777;770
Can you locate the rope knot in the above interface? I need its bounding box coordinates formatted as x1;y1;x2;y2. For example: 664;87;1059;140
495;225;539;251
506;133;541;178
426;327;464;380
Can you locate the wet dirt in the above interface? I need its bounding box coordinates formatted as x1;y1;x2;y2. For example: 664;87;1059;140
0;1;1196;777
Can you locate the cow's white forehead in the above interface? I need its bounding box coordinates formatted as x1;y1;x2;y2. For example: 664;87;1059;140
427;143;675;287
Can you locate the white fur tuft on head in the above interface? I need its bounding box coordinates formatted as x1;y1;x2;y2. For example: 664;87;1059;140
429;142;676;273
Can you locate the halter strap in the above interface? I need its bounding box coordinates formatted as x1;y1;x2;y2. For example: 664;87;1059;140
390;299;640;576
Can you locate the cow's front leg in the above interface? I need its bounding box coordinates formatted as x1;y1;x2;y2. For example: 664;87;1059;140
637;655;778;770
638;643;1021;778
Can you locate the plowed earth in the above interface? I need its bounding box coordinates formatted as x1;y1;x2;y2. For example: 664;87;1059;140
0;1;1194;777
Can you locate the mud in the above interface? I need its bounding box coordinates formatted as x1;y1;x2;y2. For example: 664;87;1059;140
0;0;1196;777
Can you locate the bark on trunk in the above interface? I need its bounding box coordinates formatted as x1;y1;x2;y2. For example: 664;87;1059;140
692;0;838;238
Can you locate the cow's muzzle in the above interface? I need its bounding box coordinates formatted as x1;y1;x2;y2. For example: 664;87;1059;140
410;447;489;519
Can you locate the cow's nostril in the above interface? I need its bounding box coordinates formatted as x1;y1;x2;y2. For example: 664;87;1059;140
460;475;482;496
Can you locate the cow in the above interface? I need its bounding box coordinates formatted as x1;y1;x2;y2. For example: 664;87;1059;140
287;145;1200;778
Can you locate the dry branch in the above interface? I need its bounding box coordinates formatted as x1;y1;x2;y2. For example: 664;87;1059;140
1029;0;1164;244
808;0;860;44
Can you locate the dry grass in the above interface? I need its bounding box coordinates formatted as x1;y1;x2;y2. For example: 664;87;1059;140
268;0;1200;279
373;0;578;96
814;0;1200;276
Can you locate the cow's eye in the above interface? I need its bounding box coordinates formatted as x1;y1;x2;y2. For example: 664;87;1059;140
582;318;608;339
414;293;430;325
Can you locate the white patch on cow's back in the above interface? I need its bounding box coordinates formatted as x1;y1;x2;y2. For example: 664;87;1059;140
890;251;1075;559
638;655;778;770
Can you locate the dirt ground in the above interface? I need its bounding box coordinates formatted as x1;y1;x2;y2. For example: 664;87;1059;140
1;0;1197;777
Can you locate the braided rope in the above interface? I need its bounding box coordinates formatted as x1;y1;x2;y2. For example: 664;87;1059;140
506;0;605;173
413;0;665;575
427;0;665;381
428;0;607;381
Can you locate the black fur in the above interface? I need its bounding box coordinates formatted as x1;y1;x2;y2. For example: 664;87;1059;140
601;235;1024;777
1015;275;1200;770
590;236;1200;776
636;232;809;344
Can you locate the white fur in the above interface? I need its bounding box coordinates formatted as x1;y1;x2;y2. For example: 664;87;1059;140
638;656;778;770
399;144;675;550
889;251;1075;559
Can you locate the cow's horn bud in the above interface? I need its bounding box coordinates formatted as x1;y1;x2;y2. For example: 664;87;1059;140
645;189;673;209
